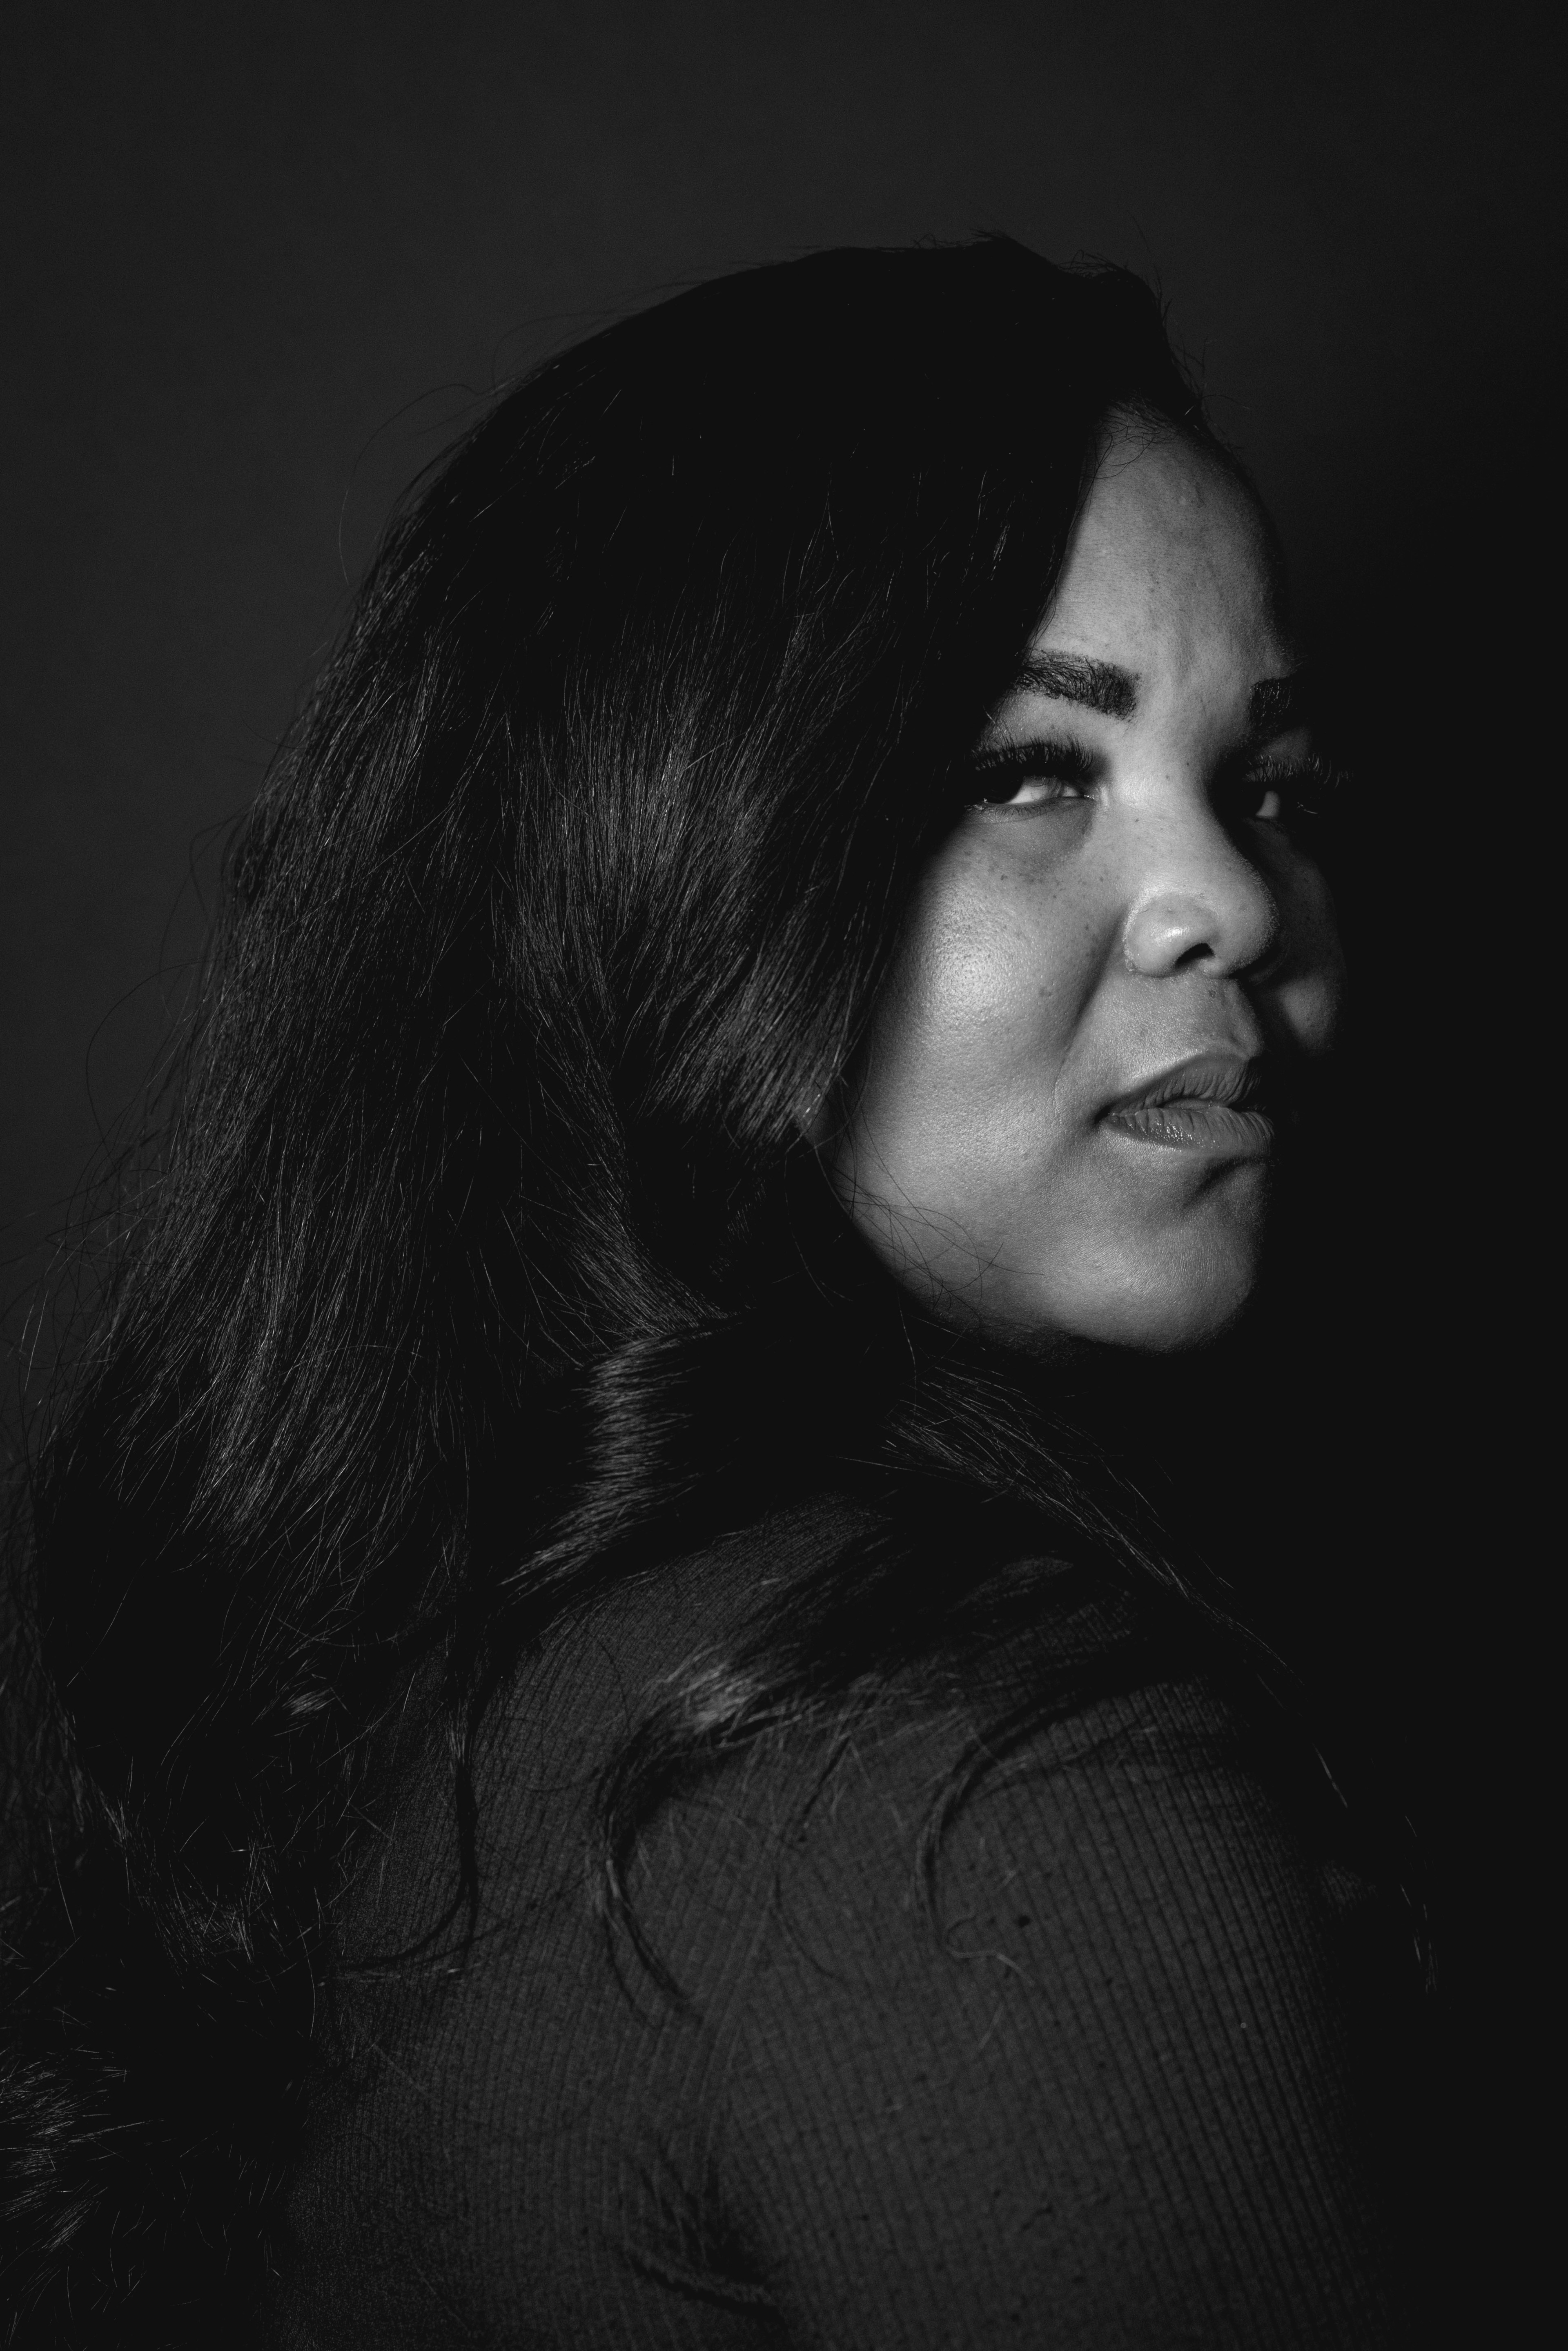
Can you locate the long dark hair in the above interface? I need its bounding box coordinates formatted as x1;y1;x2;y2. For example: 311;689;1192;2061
2;238;1238;2342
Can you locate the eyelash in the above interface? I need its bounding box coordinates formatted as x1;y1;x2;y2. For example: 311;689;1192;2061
964;740;1352;829
1228;750;1352;829
964;739;1096;807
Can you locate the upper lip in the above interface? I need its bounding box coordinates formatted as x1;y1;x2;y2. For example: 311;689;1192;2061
1103;1052;1270;1119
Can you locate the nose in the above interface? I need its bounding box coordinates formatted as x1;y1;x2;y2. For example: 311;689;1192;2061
1119;803;1280;980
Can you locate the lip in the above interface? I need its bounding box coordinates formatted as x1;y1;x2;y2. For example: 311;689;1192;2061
1100;1052;1276;1157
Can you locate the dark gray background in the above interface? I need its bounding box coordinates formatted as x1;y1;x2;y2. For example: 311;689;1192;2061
3;0;1555;2302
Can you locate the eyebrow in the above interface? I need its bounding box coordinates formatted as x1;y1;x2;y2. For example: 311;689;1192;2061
1246;671;1314;738
1009;651;1138;719
1005;655;1316;739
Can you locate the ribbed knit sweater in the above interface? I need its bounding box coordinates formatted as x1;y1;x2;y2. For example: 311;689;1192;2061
263;1506;1417;2347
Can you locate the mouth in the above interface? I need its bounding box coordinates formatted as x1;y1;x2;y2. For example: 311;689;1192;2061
1100;1053;1276;1158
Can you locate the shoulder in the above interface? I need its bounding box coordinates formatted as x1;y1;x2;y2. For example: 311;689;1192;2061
279;1506;1409;2345
476;1493;1306;1988
633;1611;1339;2046
637;1653;1406;2346
553;1507;1376;2173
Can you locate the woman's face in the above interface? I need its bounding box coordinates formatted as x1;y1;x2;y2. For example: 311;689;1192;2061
830;419;1344;1354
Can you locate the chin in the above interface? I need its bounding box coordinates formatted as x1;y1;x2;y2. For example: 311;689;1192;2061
1096;1280;1256;1355
982;1227;1265;1357
871;1188;1270;1359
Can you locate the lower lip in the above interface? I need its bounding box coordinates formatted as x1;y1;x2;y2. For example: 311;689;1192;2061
1102;1101;1275;1156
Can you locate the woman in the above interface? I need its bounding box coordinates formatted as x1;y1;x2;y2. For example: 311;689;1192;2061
1;238;1426;2345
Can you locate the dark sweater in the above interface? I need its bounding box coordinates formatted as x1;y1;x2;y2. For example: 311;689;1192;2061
263;1507;1417;2348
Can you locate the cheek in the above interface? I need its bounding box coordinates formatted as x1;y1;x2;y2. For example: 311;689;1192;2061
1274;862;1347;1054
871;855;1093;1112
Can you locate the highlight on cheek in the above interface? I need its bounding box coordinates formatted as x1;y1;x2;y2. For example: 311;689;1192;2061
938;921;1038;1027
895;876;1037;1036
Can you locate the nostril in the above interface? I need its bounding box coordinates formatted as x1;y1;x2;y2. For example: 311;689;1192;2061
1123;882;1281;981
1172;939;1215;972
1123;892;1229;978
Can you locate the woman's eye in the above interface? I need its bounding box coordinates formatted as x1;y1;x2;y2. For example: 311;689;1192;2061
1241;780;1287;823
964;741;1096;811
1225;751;1348;831
974;774;1090;810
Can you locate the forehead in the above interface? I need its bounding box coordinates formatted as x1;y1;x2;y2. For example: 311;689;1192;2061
1037;424;1291;681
